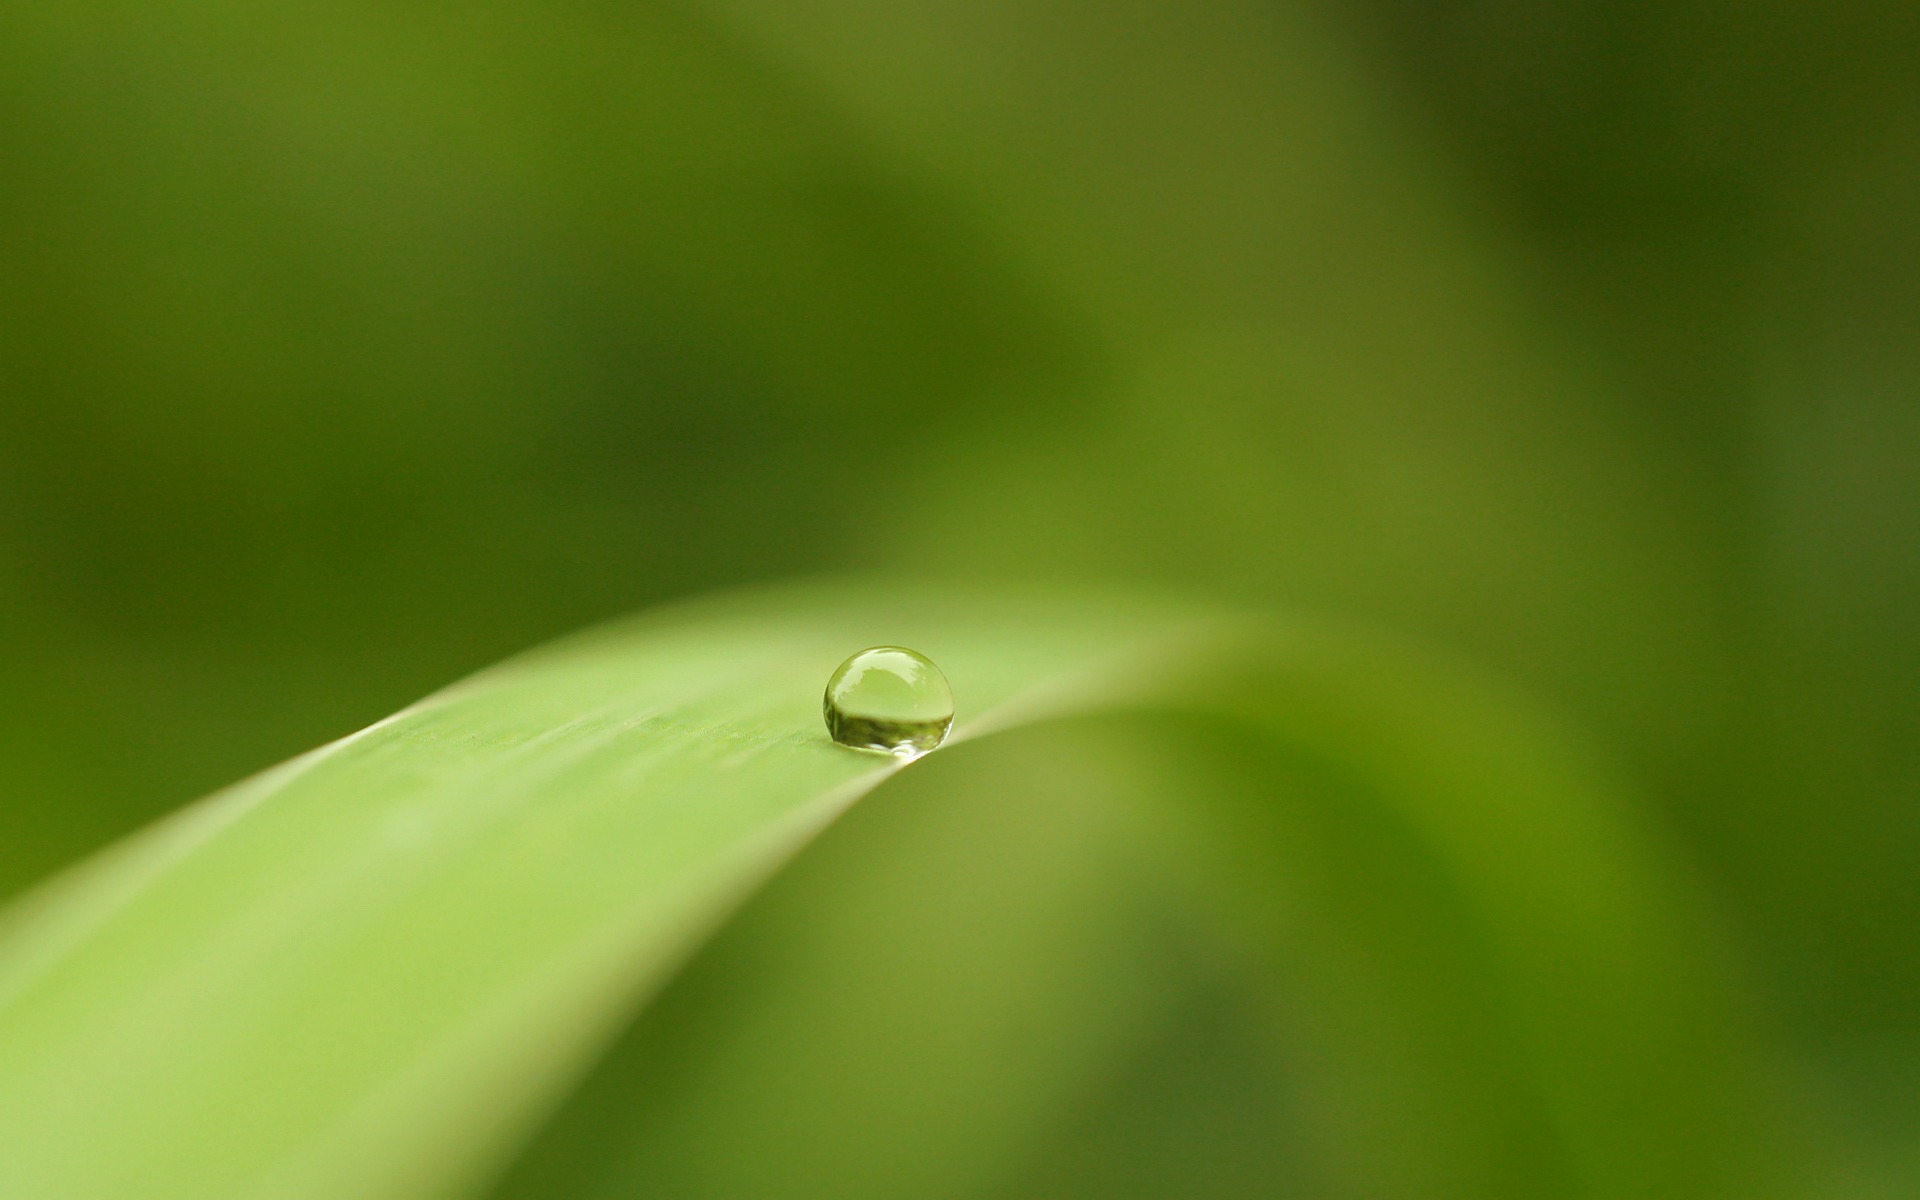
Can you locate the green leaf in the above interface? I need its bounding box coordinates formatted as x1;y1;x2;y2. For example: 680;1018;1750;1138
0;580;1803;1199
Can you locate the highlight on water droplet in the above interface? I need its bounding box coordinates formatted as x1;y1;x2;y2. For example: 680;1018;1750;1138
823;646;954;758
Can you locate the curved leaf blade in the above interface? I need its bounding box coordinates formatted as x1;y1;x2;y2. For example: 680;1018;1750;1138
0;583;1217;1199
0;580;1803;1198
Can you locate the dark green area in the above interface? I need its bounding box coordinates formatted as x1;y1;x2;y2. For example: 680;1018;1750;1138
823;711;952;757
0;0;1913;1194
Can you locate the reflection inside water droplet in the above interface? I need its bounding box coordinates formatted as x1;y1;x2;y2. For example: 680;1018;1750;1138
823;646;953;758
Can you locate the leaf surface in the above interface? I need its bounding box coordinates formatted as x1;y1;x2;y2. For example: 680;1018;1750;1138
0;580;1797;1198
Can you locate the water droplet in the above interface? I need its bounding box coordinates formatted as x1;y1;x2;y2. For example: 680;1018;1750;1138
824;646;954;758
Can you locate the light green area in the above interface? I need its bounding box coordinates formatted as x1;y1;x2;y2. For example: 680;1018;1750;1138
0;581;1802;1198
824;647;954;725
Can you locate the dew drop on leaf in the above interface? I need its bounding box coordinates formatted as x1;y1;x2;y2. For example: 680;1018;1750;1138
823;646;954;758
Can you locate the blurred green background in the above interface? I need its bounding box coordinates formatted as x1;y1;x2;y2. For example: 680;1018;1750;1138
0;0;1914;1191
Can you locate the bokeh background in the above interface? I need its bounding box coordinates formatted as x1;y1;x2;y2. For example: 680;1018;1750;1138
1;0;1914;1191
